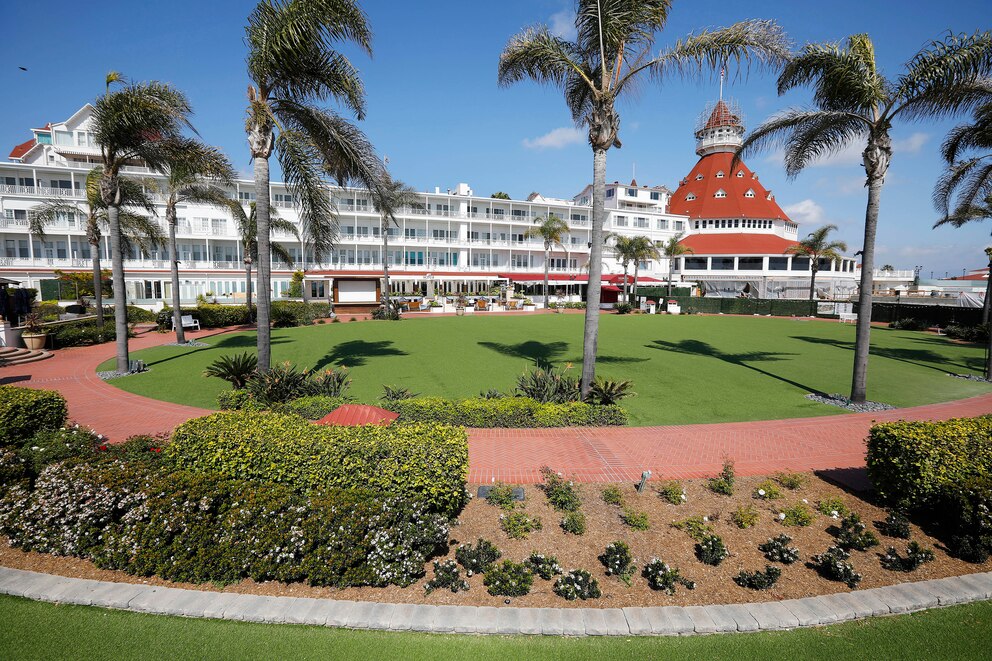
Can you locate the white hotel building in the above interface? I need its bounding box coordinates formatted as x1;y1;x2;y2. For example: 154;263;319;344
0;101;860;310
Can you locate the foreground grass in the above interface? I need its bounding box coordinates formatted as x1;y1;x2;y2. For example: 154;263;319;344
100;315;990;426
1;594;989;660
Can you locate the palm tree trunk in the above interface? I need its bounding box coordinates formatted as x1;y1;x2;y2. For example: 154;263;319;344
167;208;185;344
581;146;607;397
632;263;639;305
667;259;674;299
90;241;104;330
107;204;129;374
254;152;272;371
850;176;883;403
983;259;991;324
622;265;629;303
382;221;391;312
544;246;550;311
808;265;818;302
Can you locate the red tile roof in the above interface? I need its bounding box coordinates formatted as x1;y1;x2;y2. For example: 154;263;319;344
314;404;398;427
9;138;36;159
679;233;799;256
701;100;742;130
669;152;791;221
604;274;663;284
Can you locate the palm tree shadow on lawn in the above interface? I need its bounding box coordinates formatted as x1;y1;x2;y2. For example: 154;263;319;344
647;339;819;394
478;340;648;368
789;335;983;375
313;340;407;370
141;334;291;368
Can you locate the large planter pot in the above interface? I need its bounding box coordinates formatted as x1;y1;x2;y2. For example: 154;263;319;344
523;304;537;312
462;307;474;314
22;333;47;350
430;306;445;314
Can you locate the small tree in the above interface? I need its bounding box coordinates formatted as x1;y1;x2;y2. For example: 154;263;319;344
660;233;694;297
370;174;422;314
629;236;661;304
490;191;510;199
525;213;570;307
785;224;848;301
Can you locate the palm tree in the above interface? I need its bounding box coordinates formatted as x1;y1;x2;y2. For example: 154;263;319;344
498;3;788;397
224;201;299;322
607;234;638;303
244;0;383;371
370;174;422;314
29;168;159;330
629;235;660;303
660;232;693;297
525;213;570;308
92;77;196;374
160;140;235;343
735;31;992;402
784;224;848;302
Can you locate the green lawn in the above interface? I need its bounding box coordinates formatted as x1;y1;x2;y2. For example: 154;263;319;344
100;315;991;426
1;594;990;660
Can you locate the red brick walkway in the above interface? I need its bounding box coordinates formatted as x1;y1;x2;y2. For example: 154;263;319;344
3;326;991;483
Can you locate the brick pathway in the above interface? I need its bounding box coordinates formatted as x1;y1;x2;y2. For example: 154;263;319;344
3;325;991;483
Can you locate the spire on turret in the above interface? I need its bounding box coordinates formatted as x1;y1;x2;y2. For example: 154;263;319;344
694;99;745;157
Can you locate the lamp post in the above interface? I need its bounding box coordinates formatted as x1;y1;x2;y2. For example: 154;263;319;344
913;265;922;287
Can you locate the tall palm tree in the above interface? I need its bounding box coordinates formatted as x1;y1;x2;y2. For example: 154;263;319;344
784;224;848;302
29;168;159;330
629;235;660;303
525;213;570;308
224;201;299;322
607;233;638;303
244;0;383;371
735;31;992;402
160;140;236;343
92;78;196;374
660;232;693;297
498;2;788;397
370;174;422;314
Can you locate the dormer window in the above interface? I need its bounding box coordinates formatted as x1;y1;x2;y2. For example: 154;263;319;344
736;171;744;178
685;193;697;201
714;189;727;199
744;189;755;198
695;174;704;180
716;171;725;178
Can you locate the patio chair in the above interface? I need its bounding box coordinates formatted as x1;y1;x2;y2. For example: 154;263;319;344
475;298;488;312
418;299;433;312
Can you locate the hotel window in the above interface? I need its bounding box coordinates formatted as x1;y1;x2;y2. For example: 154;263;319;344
685;193;696;201
685;257;708;270
674;221;684;231
656;219;668;230
650;192;661;200
606;188;615;197
733;220;739;228
511;254;531;268
570;213;587;222
736;171;744;177
634;217;649;228
716;171;725;178
614;216;628;227
273;193;294;204
768;257;789;270
431;228;449;240
745;189;755;198
511;209;527;217
491;208;505;217
356;226;371;237
627;188;637;197
714;189;727;199
695;174;704;180
738;257;762;270
238;191;256;202
694;221;700;229
791;257;810;271
712;257;734;270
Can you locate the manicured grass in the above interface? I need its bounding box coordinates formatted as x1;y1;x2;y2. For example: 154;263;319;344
100;315;990;426
1;594;990;660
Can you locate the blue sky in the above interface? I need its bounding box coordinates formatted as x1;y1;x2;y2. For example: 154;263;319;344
1;0;990;275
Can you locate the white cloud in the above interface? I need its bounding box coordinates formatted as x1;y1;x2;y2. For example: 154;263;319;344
782;199;825;225
549;9;577;40
522;126;584;150
893;132;929;154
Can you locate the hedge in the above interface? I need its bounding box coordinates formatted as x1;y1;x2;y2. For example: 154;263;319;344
156;304;252;330
168;411;468;517
866;416;992;510
48;320;117;348
383;396;627;427
273;395;346;420
660;296;816;317
0;459;448;587
271;301;331;327
0;386;68;446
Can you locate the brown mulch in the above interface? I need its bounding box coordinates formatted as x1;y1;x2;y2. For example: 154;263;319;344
1;473;988;609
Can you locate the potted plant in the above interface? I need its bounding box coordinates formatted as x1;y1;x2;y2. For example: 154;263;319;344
20;313;47;350
522;298;536;312
456;295;471;315
430;299;445;313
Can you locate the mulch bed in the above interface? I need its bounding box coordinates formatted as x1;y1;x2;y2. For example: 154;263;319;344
1;472;988;609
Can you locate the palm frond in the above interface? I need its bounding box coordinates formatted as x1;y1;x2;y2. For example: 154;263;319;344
897;31;992;102
28;200;82;240
933;201;992;228
118;212;165;255
895;76;992;123
498;26;592;93
941;104;992;163
933;156;992;218
274;129;336;258
777;37;885;113
370;174;422;227
575;0;671;57
270;241;296;265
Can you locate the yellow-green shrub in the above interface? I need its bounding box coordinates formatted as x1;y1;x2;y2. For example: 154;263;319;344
168;411;468;517
0;386;68;446
384;396;626;427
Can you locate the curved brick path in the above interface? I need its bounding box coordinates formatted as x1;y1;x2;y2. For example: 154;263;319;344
3;324;991;483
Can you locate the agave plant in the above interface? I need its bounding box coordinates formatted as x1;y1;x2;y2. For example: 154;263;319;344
244;361;310;403
586;378;636;406
309;367;351;397
515;365;580;404
382;384;418;401
202;352;258;389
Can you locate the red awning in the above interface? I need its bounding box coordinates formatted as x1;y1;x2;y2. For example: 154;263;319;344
601;285;621;292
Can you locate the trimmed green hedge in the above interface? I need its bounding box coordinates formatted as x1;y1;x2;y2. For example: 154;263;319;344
156;304;252;331
0;386;68;446
168;411;468;517
383;396;627;427
273;395;346;420
866;416;992;510
49;320;117;348
271;301;330;327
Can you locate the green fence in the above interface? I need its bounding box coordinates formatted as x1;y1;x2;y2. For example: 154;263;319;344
859;302;982;327
655;296;816;317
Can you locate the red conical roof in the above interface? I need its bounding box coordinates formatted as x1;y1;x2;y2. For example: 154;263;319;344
701;100;742;131
669;152;790;221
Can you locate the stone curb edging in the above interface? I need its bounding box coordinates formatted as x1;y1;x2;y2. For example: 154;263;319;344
1;567;990;636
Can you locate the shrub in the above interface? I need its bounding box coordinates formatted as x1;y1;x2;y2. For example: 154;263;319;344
202;352;257;389
244;362;311;404
382;385;418;402
835;513;880;551
525;552;563;580
945;324;988;343
384;396;627;428
478;389;504;399
308;367;351;398
586;378;635;405
695;534;729;566
601;485;625;506
889;317;927;331
483;560;533;597
0;386;68;446
424;560;468;594
270;301;330;327
515;366;579;404
779;503;814;527
500;511;542;539
753;480;782;500
731;504;760;529
773;472;807;490
817;496;851;518
0;448;27;487
880;542;936;572
49;320;116;348
810;546;862;588
707;459;735;496
538;466;581;512
642;558;695;594
614;302;633;315
455;539;501;576
168;411;468;517
560;511;586;535
216;389;258;411
275;396;345;420
372;306;401;321
657;481;686;505
621;507;650;531
671;515;713;541
600;540;637;585
866;416;992;510
485;482;518;510
156;304;252;331
879;511;912;539
734;565;782;590
18;424;101;479
934;477;992;562
553;569;601;601
102;434;172;468
759;534;801;564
